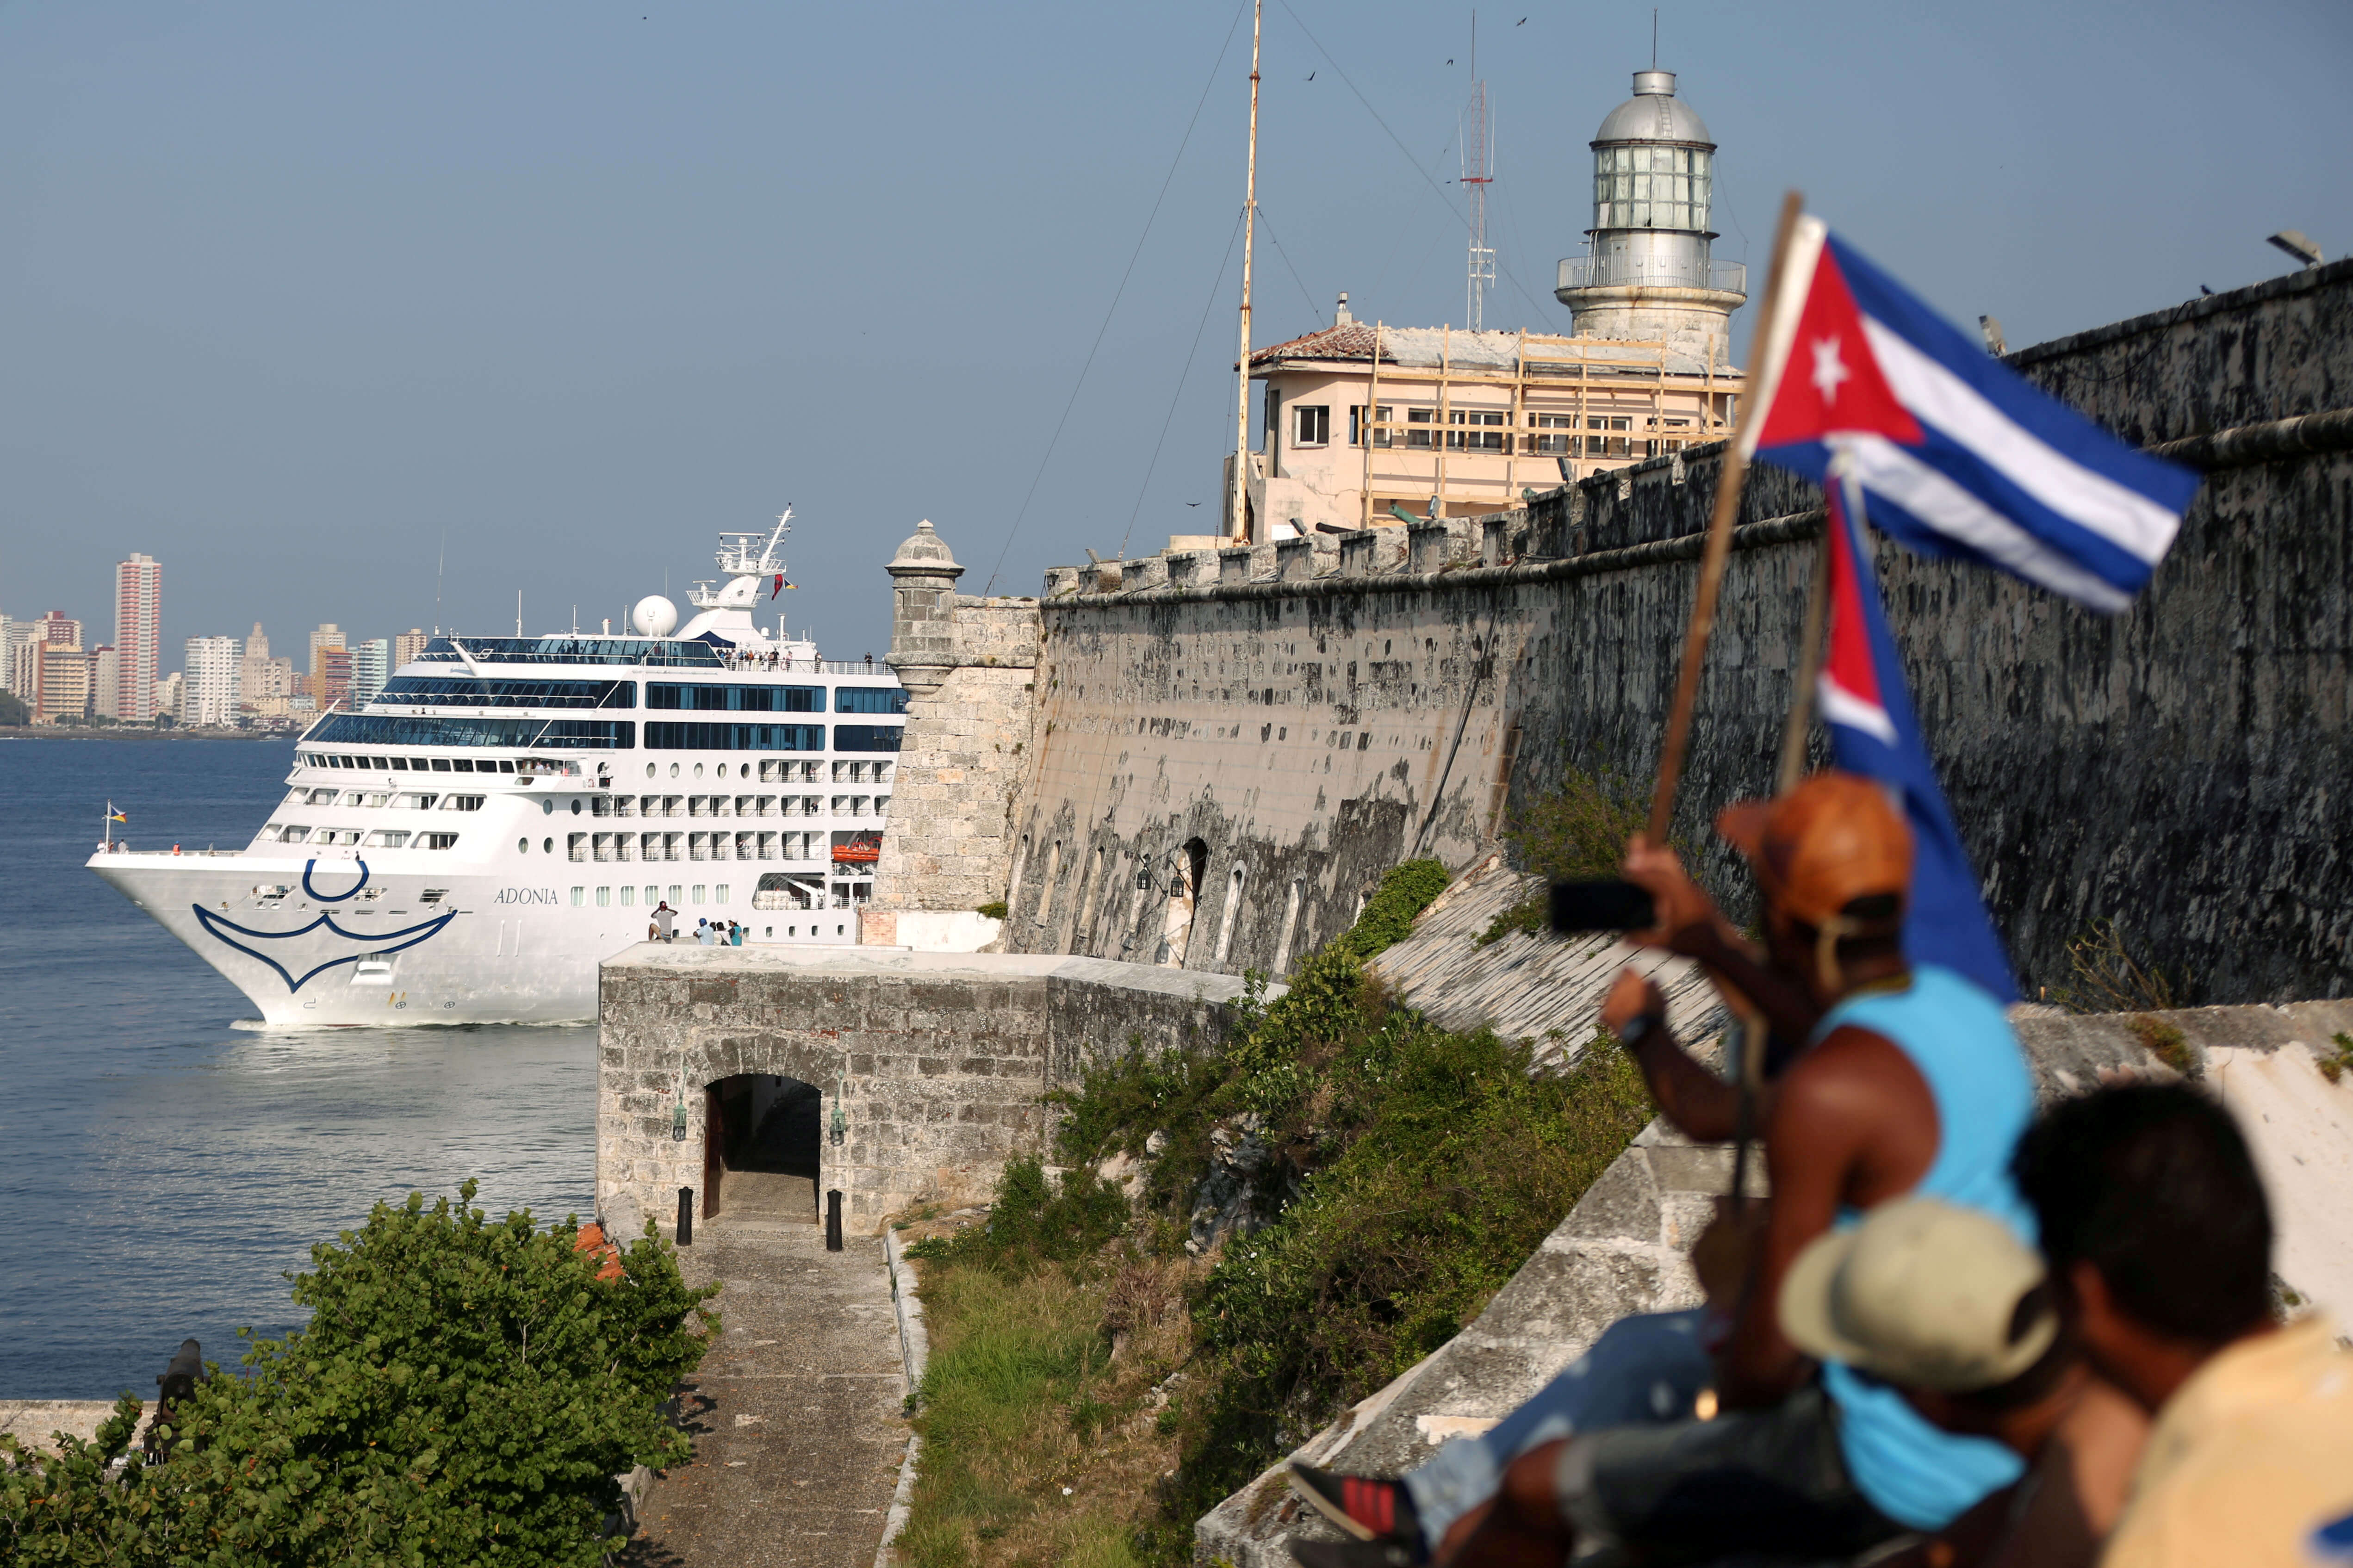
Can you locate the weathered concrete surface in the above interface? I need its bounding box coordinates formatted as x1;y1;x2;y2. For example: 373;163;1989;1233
0;1400;153;1455
873;260;2353;1006
1194;991;2353;1568
598;945;1266;1235
1371;855;1730;1068
621;1217;908;1568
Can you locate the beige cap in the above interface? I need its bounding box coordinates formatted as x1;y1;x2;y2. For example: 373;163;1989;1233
1778;1196;2057;1394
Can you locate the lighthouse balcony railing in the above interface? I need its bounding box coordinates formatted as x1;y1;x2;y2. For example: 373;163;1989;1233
1558;255;1747;295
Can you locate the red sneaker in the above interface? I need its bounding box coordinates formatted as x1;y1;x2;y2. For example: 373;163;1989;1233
1285;1463;1422;1549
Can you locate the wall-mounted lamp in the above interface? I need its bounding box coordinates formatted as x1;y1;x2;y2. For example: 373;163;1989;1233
671;1076;689;1142
1135;870;1154;891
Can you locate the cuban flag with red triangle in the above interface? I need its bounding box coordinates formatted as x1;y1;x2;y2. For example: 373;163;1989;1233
1818;465;2017;1002
1741;216;2200;611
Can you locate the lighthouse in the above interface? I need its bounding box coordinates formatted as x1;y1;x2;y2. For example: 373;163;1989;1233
1555;70;1747;369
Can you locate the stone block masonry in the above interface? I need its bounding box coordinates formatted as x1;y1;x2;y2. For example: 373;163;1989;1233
596;944;1262;1235
869;259;2353;1006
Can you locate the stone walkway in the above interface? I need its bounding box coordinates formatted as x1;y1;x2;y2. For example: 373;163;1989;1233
623;1215;912;1568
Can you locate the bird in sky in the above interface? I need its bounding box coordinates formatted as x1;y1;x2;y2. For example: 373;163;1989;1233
2200;285;2215;296
1516;15;1527;23
1447;57;1455;63
1305;70;1315;80
1185;501;1202;508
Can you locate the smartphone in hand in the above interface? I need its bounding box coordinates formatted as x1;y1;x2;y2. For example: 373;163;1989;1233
1548;879;1657;934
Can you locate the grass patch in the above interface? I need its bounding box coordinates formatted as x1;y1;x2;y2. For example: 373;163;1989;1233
2318;1031;2353;1085
2129;1014;2198;1078
901;855;1655;1566
977;900;1009;921
2057;917;2187;1013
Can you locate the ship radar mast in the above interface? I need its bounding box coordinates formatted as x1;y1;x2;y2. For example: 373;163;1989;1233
690;506;793;610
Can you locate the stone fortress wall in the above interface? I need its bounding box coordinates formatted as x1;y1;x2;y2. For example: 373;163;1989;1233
874;260;2353;1007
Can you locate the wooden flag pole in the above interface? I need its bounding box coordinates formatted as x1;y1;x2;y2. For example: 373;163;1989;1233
1645;190;1807;844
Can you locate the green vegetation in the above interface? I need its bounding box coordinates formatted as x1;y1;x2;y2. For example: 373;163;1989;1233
976;900;1010;921
2058;917;2187;1013
0;691;29;726
1479;769;1651;946
1;1182;718;1566
900;857;1656;1568
2318;1031;2353;1085
2129;1014;2198;1078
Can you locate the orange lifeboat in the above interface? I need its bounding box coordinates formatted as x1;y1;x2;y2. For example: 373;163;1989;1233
832;835;882;865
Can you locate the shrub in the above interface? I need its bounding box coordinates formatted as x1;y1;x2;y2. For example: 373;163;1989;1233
1332;860;1450;961
1480;767;1651;946
976;900;1009;921
1;1182;719;1567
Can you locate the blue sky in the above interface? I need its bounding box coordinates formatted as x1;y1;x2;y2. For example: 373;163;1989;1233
4;0;2347;661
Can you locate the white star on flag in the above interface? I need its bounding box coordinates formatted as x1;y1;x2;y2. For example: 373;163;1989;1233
1810;334;1851;405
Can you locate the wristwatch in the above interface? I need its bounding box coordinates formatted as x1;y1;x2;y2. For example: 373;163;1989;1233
1617;1011;1668;1051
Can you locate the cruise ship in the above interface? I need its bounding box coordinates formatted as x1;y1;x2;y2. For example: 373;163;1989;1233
87;515;903;1026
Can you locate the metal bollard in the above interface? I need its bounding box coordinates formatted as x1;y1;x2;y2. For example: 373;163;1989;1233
677;1185;695;1246
825;1189;843;1252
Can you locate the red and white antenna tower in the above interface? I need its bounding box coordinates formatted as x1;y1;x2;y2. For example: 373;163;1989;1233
1462;17;1494;330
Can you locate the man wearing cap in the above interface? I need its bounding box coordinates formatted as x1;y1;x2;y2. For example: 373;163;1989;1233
1780;1196;2150;1568
1290;772;2039;1568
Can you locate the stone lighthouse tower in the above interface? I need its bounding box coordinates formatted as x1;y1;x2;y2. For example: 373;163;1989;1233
1555;70;1747;368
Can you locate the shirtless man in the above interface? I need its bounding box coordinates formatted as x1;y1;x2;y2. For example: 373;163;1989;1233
1291;772;2037;1568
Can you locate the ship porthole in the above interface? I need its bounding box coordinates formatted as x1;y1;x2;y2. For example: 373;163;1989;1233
542;799;554;815
571;799;583;815
646;763;656;779
670;763;680;779
518;837;530;853
543;837;554;854
694;762;705;779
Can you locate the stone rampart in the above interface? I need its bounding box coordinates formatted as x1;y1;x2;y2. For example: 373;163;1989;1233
596;944;1261;1233
882;259;2353;1004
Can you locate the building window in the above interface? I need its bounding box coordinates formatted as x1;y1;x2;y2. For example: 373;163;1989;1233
1263;385;1280;453
715;885;729;904
620;885;635;906
1291;404;1329;448
1529;413;1575;455
570;886;584;906
597;886;611;906
422;832;459;850
1447;408;1507;452
1586;415;1633;459
1349;404;1393;448
1405;408;1437;449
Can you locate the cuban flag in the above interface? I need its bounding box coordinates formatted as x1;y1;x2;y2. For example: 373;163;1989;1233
1741;217;2200;611
1819;464;2015;1002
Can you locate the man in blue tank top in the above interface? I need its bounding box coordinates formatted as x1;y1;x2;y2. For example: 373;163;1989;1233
1289;772;2036;1568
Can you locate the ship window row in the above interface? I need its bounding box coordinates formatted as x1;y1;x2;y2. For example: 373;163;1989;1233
642;721;900;752
260;825;458;849
308;715;633;750
574;883;731;908
297;751;587;774
586;790;885;818
414;636;724;668
644;682;907;715
376;677;638;709
285;789;484;810
565;831;836;863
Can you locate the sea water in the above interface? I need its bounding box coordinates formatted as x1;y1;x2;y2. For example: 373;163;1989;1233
0;738;596;1400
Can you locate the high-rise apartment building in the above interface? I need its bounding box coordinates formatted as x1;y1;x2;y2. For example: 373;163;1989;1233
314;645;352;707
183;636;242;727
0;614;22;694
10;611;82;702
114;554;161;723
350;638;391;707
305;624;347;705
92;646;120;719
16;615;88;723
155;671;184;722
239;623;273;707
393;629;430;670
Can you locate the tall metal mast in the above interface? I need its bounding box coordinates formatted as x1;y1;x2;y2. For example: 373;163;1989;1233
1463;17;1493;330
1228;0;1262;543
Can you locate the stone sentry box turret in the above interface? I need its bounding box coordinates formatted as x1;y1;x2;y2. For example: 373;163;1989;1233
864;520;1040;951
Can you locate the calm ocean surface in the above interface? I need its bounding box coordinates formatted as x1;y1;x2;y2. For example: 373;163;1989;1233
0;738;596;1400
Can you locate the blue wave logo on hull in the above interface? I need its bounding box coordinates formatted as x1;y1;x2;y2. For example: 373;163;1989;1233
193;862;455;992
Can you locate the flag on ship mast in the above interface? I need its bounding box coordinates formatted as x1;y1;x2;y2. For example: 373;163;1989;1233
1740;215;2201;609
107;803;128;823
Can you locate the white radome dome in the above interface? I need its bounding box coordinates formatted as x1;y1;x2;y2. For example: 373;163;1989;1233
631;595;679;637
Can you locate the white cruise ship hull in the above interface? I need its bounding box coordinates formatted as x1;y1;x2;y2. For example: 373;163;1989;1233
89;850;869;1027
